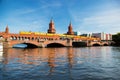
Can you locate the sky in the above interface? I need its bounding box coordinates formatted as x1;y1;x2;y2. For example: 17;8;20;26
0;0;120;34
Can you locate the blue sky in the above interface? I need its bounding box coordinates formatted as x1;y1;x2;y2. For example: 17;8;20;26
0;0;120;34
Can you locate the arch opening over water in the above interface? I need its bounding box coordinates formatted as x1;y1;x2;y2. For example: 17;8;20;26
13;43;38;48
93;43;101;46
103;44;108;46
46;43;65;48
72;42;87;47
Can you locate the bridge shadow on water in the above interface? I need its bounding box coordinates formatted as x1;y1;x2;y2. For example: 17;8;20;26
13;43;65;48
92;43;101;46
92;43;108;46
46;43;65;48
72;42;87;47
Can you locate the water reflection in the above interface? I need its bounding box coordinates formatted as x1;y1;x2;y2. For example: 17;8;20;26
112;47;120;52
1;47;120;80
2;48;74;72
0;51;3;62
67;48;74;68
48;48;56;75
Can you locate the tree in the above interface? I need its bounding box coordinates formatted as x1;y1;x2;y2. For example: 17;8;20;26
112;33;120;46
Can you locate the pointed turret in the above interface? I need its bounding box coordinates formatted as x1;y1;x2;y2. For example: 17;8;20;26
50;18;54;23
47;19;56;34
5;25;9;34
67;22;74;35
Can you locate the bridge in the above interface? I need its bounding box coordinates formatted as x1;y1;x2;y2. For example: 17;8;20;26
0;30;111;48
0;20;111;48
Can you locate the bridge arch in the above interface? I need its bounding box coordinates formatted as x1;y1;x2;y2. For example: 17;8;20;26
13;42;38;48
92;43;101;46
9;40;39;48
46;43;65;47
103;43;108;46
0;35;3;39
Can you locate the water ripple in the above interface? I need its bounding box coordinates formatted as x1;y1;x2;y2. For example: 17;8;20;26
1;47;120;80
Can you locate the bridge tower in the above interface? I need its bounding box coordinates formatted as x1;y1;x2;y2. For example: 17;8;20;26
67;22;74;35
47;19;56;34
5;25;9;34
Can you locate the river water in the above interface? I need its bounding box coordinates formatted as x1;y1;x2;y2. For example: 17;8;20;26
0;47;120;80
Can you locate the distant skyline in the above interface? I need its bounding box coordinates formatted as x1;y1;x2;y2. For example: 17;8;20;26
0;0;120;34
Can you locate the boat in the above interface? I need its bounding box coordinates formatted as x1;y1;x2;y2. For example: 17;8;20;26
13;44;27;48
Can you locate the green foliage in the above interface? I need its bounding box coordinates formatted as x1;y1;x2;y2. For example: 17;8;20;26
112;33;120;46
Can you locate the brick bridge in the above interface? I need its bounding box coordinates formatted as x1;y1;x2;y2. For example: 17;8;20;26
0;20;111;48
0;31;111;48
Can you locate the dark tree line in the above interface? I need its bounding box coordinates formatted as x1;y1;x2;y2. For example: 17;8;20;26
112;33;120;46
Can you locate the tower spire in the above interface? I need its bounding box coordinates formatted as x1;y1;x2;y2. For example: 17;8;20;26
50;17;54;23
67;21;74;35
69;21;72;26
5;25;9;34
47;18;56;34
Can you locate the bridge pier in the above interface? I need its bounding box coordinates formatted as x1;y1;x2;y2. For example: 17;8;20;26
66;39;73;47
86;41;91;47
38;43;46;48
3;42;10;48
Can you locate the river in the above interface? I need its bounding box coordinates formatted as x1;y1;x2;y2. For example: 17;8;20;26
0;47;120;80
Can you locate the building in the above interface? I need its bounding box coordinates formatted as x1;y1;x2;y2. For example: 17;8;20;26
80;33;92;37
92;32;112;41
74;31;81;36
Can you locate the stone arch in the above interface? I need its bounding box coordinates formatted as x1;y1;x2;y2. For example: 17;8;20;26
16;36;19;40
18;36;21;40
46;43;65;47
13;42;38;48
23;43;38;48
13;36;17;40
0;35;3;39
0;35;3;37
103;44;108;46
31;37;34;40
21;37;24;40
25;37;27;39
35;37;38;40
92;43;101;46
10;36;13;40
28;37;30;40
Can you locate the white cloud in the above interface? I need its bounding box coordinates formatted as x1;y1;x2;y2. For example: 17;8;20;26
82;9;120;32
40;1;62;9
71;8;120;34
82;14;120;27
10;8;38;16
